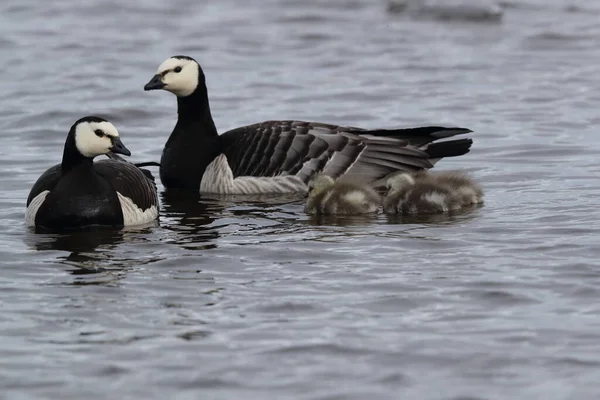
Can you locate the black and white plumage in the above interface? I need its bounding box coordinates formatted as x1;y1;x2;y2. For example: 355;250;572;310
25;116;159;230
144;55;475;195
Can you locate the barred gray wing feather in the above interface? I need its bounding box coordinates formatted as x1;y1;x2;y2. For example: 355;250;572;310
219;121;473;185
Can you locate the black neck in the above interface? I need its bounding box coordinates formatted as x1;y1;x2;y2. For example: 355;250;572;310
61;134;94;172
176;82;218;136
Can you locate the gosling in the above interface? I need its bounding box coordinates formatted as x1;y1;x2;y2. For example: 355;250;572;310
304;175;382;215
383;171;483;215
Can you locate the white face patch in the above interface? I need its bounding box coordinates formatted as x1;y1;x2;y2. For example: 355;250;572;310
156;57;199;97
75;121;119;158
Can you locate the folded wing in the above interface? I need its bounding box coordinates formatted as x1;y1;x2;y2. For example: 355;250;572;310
219;121;472;185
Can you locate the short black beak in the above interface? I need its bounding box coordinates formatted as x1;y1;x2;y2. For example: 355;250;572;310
144;74;165;91
110;137;131;157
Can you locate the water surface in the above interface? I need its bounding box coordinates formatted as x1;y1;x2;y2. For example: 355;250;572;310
1;0;600;398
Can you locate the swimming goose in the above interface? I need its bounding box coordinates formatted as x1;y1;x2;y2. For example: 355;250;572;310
305;174;381;215
383;170;483;214
25;116;159;230
144;55;474;195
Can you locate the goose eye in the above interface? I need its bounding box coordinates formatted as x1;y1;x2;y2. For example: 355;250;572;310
174;66;182;73
94;129;104;137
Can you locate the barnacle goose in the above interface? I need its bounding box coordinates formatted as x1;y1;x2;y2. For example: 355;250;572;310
383;170;483;214
144;55;475;195
25;116;159;230
305;174;381;215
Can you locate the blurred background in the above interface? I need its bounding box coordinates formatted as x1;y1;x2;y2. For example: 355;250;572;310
1;0;599;399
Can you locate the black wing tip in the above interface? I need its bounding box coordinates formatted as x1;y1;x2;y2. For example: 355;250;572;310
426;138;473;159
359;126;473;138
443;127;473;135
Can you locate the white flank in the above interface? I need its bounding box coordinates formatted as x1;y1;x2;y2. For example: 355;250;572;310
200;154;308;194
423;192;449;212
25;190;50;227
116;193;158;226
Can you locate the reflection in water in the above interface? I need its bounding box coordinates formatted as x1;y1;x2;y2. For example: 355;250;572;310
160;190;222;250
305;214;382;227
213;193;306;220
162;191;308;246
303;203;484;227
199;192;305;206
24;223;162;283
31;226;127;253
383;203;485;226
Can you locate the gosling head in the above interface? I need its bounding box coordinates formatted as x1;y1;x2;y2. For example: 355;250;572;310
144;55;200;97
307;174;335;197
386;173;416;192
70;116;130;158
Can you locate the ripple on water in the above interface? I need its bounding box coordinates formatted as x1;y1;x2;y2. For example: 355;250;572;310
2;0;600;398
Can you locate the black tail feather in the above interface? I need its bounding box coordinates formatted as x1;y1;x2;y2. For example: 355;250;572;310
357;126;473;145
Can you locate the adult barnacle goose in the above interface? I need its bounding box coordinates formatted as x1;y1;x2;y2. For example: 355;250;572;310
25;116;159;230
144;55;475;195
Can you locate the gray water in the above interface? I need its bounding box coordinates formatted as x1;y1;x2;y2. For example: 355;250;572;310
1;0;600;399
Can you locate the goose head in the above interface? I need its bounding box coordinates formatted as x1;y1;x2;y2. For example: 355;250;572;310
144;55;200;97
71;116;130;158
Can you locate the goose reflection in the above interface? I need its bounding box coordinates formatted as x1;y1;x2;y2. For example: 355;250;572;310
31;226;127;253
160;190;222;250
162;191;308;245
25;223;161;281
